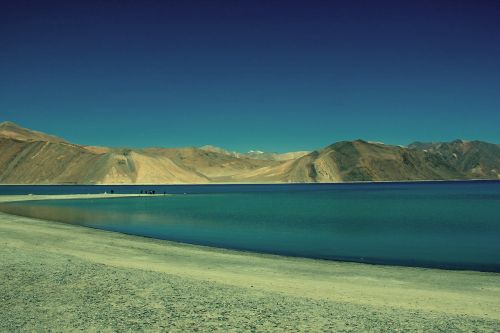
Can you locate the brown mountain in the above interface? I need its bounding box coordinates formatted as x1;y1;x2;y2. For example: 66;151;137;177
0;121;66;143
408;140;500;179
0;121;498;184
280;140;500;182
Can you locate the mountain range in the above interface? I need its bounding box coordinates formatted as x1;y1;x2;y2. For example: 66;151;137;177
1;121;499;184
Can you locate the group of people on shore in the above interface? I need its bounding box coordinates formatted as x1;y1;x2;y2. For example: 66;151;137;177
140;190;156;195
104;189;166;195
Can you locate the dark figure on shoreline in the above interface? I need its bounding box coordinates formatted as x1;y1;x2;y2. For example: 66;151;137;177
141;190;156;195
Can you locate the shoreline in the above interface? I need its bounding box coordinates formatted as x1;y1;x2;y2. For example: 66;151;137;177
2;193;499;274
0;178;499;186
0;193;164;203
1;194;500;330
1;193;499;273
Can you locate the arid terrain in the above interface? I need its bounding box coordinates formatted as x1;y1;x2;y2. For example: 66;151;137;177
1;121;499;184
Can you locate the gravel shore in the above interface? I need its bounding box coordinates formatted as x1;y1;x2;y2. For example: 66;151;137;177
1;195;499;332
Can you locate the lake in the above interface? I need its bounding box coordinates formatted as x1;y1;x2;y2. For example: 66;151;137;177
1;181;499;271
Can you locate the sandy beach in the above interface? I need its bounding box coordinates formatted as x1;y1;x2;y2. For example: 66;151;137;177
1;195;500;332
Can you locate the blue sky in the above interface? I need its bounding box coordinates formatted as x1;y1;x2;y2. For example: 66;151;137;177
1;0;500;152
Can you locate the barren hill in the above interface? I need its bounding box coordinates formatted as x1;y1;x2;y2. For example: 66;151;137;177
282;140;500;182
0;122;498;184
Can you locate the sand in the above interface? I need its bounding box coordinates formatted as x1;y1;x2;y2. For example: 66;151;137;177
1;194;499;332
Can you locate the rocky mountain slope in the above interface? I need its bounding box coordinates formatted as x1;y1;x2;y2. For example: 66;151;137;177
282;140;500;182
0;121;498;184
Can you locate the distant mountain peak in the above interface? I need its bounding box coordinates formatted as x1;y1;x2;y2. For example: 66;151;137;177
199;145;236;156
200;145;310;161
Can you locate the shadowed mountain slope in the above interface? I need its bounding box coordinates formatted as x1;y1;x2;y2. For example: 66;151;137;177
277;140;500;182
408;140;500;179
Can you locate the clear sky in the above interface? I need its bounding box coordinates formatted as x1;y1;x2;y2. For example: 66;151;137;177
1;0;500;152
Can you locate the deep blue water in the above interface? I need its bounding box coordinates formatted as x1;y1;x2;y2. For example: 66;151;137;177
1;181;499;272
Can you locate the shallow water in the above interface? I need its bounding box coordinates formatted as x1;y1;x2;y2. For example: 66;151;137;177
1;181;499;271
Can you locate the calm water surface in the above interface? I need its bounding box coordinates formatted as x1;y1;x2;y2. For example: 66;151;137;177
1;181;499;271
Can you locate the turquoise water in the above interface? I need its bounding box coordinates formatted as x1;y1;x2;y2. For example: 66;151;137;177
1;182;499;271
